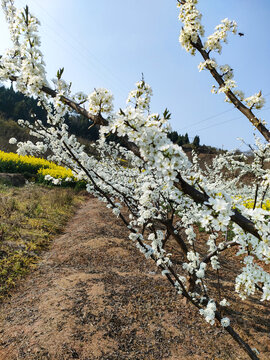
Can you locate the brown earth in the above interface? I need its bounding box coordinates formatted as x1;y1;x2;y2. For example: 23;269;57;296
0;196;269;360
0;173;26;187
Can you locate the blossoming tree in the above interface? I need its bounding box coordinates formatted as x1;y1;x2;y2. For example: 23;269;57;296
1;0;270;358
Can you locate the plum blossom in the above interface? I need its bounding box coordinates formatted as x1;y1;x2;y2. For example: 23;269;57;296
221;317;230;327
9;137;17;144
244;92;265;110
199;300;216;325
88;88;114;115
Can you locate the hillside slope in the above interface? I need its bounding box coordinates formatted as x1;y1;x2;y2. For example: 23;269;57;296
0;117;30;152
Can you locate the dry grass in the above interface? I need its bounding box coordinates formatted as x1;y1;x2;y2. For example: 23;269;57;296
0;183;87;300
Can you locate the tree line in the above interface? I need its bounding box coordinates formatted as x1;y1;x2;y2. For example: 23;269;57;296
0;85;200;147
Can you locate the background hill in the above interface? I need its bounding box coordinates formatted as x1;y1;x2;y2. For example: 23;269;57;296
0;85;99;152
0;85;218;155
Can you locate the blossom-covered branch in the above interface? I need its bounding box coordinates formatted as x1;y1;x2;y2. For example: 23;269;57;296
178;0;270;142
1;1;269;358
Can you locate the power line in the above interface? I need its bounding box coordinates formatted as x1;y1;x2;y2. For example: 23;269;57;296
178;93;270;132
16;0;130;100
178;108;233;131
33;0;131;97
9;0;270;127
193;106;270;133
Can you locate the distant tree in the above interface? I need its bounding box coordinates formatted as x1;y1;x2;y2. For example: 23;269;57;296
168;131;195;146
184;132;190;144
193;135;200;147
176;135;184;146
168;130;179;143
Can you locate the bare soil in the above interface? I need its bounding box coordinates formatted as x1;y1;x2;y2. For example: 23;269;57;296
0;196;269;360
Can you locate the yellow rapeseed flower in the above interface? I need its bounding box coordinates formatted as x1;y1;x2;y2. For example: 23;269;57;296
38;167;75;180
0;150;75;181
0;150;58;169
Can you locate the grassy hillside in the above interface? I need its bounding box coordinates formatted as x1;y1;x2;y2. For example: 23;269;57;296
0;85;204;155
0;116;31;152
0;182;87;300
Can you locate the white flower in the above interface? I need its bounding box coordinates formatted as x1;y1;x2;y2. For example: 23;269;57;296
52;178;61;185
261;283;270;301
220;298;230;307
211;256;220;270
126;80;153;111
252;348;260;356
198;59;217;72
200;300;216;325
9;137;17;144
221;317;230;327
208;197;230;212
88;88;114;115
244;92;265;109
112;207;120;217
201;213;213;228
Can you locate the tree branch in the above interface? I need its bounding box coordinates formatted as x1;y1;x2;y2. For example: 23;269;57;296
175;173;261;240
191;37;270;143
8;76;262;242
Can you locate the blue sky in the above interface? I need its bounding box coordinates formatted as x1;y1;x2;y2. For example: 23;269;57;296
1;0;270;150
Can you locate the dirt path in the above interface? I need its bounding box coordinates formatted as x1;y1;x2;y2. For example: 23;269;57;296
0;197;269;360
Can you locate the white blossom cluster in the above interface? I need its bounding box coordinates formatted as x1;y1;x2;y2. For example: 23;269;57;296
44;174;62;185
72;91;88;104
1;0;47;95
178;0;204;55
235;256;270;301
203;18;237;54
15;140;47;156
244;92;266;110
178;1;239;98
88;88;114;115
9;137;17;144
199;299;216;325
178;0;267;116
198;59;217;72
126;80;153;111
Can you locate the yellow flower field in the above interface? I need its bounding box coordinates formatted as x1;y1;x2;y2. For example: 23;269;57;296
38;167;75;180
0;150;76;182
243;198;270;211
0;150;58;169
